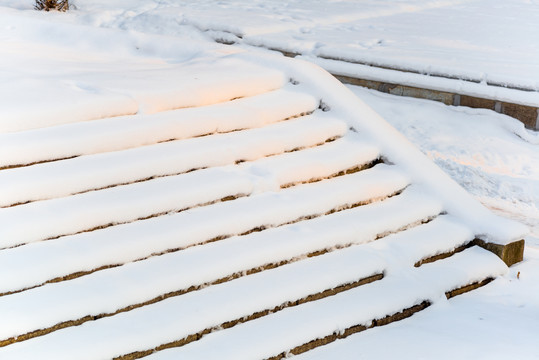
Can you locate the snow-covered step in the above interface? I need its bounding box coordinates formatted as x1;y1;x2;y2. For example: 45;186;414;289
0;58;288;134
0;164;407;282
0;113;347;206
0;246;505;360
0;245;384;358
1;250;381;348
0;215;467;352
0;137;383;249
0;87;317;169
0;185;439;296
141;247;506;360
0;190;447;343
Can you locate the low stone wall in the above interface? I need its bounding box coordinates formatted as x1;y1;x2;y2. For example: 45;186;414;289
335;75;539;130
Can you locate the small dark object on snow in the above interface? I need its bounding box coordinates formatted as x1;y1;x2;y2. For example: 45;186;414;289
35;0;69;12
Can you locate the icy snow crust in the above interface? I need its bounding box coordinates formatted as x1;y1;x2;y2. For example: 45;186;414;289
0;4;530;360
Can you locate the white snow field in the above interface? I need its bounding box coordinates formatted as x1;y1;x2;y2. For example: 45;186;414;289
0;1;537;360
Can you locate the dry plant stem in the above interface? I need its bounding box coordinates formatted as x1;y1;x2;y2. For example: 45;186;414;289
35;0;69;12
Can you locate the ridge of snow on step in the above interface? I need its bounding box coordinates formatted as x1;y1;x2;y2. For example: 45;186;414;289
144;247;506;360
0;186;439;295
0;112;346;206
0;87;317;168
0;135;382;248
0;189;445;340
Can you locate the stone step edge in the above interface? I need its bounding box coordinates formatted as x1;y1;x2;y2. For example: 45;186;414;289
414;238;525;268
473;239;525;267
333;75;538;130
209;32;538;130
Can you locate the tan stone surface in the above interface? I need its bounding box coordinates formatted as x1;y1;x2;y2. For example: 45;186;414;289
502;102;538;129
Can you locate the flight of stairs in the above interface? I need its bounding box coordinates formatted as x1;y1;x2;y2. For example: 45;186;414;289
0;53;519;359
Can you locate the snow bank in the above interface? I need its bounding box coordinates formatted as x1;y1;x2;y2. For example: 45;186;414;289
0;11;285;133
65;0;539;93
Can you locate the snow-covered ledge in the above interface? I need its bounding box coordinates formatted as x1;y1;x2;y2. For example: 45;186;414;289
298;55;539;130
472;239;525;267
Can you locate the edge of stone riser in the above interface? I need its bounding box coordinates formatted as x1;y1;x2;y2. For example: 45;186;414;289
335;75;539;131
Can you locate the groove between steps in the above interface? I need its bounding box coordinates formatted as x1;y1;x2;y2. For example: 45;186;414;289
0;156;79;172
281;158;382;189
190;109;315;140
414;242;473;267
445;278;494;299
237;187;405;238
413;237;516;268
